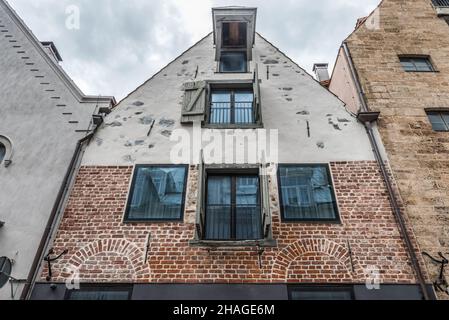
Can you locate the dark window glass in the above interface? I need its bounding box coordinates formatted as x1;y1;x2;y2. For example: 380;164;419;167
210;89;254;125
0;143;5;163
278;165;339;221
124;165;188;221
205;174;262;240
67;287;132;300
427;111;449;131
289;287;354;300
220;52;247;73
222;22;247;47
400;57;434;72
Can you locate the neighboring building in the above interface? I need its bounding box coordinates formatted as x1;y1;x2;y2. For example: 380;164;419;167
329;0;449;299
0;0;115;300
30;7;433;300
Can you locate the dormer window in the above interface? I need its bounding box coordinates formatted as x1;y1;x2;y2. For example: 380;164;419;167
213;7;257;73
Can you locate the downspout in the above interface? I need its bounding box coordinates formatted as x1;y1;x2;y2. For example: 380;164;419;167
342;42;431;300
20;131;94;300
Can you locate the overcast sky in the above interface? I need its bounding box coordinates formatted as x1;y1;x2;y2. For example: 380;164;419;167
8;0;379;100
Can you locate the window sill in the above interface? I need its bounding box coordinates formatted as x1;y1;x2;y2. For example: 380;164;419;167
203;123;264;129
189;239;278;248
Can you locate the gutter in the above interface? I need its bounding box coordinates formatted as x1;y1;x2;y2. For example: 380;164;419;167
20;132;94;300
342;42;432;300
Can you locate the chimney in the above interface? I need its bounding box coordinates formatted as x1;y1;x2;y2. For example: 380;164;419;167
41;41;63;64
313;63;330;86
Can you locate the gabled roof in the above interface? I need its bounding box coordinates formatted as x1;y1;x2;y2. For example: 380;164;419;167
0;0;116;105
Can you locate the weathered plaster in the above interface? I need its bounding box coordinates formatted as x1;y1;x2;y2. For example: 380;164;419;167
82;34;374;166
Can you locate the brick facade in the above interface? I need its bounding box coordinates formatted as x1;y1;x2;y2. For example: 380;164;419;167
331;0;449;298
42;161;420;285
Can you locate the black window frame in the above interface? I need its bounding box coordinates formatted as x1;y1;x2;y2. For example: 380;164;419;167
208;87;255;126
277;164;340;223
204;168;263;241
426;110;449;132
288;285;355;301
219;51;248;73
0;142;5;164
65;284;133;300
399;55;436;72
123;164;189;223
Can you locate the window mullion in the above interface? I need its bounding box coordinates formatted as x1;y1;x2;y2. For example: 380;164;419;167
231;176;237;240
231;91;235;124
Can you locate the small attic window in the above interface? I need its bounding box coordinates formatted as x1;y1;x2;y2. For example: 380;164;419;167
399;56;435;72
222;22;247;48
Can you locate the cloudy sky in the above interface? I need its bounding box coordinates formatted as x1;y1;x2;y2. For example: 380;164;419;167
8;0;379;100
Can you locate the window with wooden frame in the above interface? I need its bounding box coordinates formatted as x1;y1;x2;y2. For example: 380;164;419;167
277;164;339;222
209;88;254;125
124;165;188;222
205;173;261;240
181;64;263;128
219;22;248;73
194;151;272;243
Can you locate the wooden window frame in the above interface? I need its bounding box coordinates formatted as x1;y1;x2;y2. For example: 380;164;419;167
204;170;262;241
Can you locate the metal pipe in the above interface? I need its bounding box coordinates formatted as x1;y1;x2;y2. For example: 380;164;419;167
20;132;94;300
342;42;431;300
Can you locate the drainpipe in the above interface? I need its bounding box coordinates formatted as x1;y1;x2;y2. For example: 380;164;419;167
20;131;94;300
342;42;431;300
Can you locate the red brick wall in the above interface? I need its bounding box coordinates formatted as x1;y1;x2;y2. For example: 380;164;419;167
42;161;422;285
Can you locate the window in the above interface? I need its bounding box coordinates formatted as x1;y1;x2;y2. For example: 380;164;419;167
220;51;247;73
289;286;354;300
399;56;435;72
427;111;449;131
124;165;188;222
66;286;132;300
0;143;5;164
278;164;339;222
205;174;262;240
210;89;254;124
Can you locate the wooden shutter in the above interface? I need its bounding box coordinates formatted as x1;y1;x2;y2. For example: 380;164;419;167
253;64;262;124
181;81;207;124
259;152;272;239
195;150;207;239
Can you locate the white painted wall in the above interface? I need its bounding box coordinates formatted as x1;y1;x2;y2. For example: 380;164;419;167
83;34;374;166
0;1;112;300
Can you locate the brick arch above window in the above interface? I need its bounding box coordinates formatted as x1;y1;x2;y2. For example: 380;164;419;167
271;238;362;282
0;135;13;167
59;239;151;282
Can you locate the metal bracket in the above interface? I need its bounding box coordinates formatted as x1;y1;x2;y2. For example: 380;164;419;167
423;251;449;295
44;248;68;282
